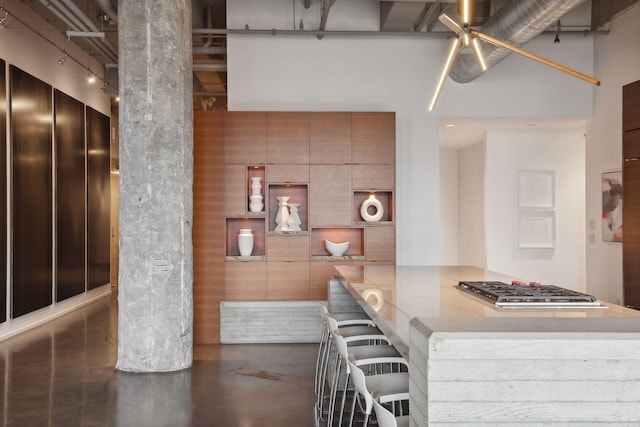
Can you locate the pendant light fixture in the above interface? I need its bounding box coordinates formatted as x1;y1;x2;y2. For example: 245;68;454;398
428;0;600;112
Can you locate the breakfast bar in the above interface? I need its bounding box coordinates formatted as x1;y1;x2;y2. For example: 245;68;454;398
332;265;640;426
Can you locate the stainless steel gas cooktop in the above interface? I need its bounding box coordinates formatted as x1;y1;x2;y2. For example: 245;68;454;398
456;281;604;308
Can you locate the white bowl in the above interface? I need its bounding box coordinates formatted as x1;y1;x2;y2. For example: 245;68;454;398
325;240;350;257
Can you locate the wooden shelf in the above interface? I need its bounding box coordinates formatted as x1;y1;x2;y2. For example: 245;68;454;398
225;217;266;258
311;227;364;257
225;255;266;262
268;184;308;232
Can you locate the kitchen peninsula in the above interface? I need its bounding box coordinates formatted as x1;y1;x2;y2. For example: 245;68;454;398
332;265;640;426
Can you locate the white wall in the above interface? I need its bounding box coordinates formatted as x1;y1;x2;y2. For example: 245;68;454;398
0;1;111;115
439;149;458;264
485;130;586;290
227;0;596;266
586;4;640;305
457;142;486;268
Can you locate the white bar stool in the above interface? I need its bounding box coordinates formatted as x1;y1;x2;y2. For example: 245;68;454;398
315;304;374;397
316;306;381;423
372;391;410;427
347;356;409;427
329;329;406;427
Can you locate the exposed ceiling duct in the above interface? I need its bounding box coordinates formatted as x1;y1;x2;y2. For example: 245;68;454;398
449;0;587;83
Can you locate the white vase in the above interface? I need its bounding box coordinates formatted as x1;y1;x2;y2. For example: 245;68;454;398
274;196;290;232
287;203;302;231
249;177;264;212
360;194;384;222
238;228;254;256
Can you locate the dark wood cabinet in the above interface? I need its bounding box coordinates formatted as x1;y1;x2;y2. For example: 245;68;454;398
623;80;640;309
623;81;640;132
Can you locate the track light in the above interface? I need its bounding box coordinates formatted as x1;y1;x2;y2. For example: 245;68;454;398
58;55;67;65
554;21;561;43
87;74;96;84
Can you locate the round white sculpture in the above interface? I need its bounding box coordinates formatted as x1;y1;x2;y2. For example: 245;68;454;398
360;194;384;222
325;240;350;257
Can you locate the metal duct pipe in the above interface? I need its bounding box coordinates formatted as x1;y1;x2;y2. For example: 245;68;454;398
449;0;586;83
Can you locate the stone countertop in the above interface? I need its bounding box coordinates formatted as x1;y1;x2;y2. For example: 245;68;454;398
334;265;640;357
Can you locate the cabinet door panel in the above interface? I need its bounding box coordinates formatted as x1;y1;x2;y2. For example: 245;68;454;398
224;112;266;164
267;112;310;164
352;112;395;165
623;80;640;132
267;262;310;300
352;164;395;190
623;160;640;308
623;130;640;160
267;164;309;183
268;235;310;261
365;227;396;261
225;262;267;300
310;165;352;226
224;165;247;216
310;262;344;300
310;112;351;164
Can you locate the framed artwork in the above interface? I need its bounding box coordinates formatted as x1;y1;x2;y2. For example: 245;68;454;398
518;210;555;248
602;170;622;243
518;170;555;209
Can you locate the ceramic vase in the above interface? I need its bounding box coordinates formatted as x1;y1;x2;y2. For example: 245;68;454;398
249;177;264;212
274;196;290;232
360;194;384;222
287;203;302;232
238;228;254;256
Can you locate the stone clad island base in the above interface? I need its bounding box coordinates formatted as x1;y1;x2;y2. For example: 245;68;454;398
331;265;640;426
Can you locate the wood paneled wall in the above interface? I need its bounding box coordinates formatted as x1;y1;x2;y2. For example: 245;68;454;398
193;112;225;344
193;111;395;344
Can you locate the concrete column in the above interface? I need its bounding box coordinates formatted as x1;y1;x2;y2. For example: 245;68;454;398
116;0;193;372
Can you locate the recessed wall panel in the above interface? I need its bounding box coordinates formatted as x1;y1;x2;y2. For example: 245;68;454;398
86;107;110;289
55;90;86;302
10;65;53;318
0;60;6;323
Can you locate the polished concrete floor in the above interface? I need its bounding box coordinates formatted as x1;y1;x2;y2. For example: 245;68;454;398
0;292;319;426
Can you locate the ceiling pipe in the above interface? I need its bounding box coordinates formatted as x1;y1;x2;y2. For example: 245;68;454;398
38;0;117;62
449;0;587;83
58;0;118;57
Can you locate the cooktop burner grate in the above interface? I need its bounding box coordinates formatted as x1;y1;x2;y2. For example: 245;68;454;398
456;281;602;307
